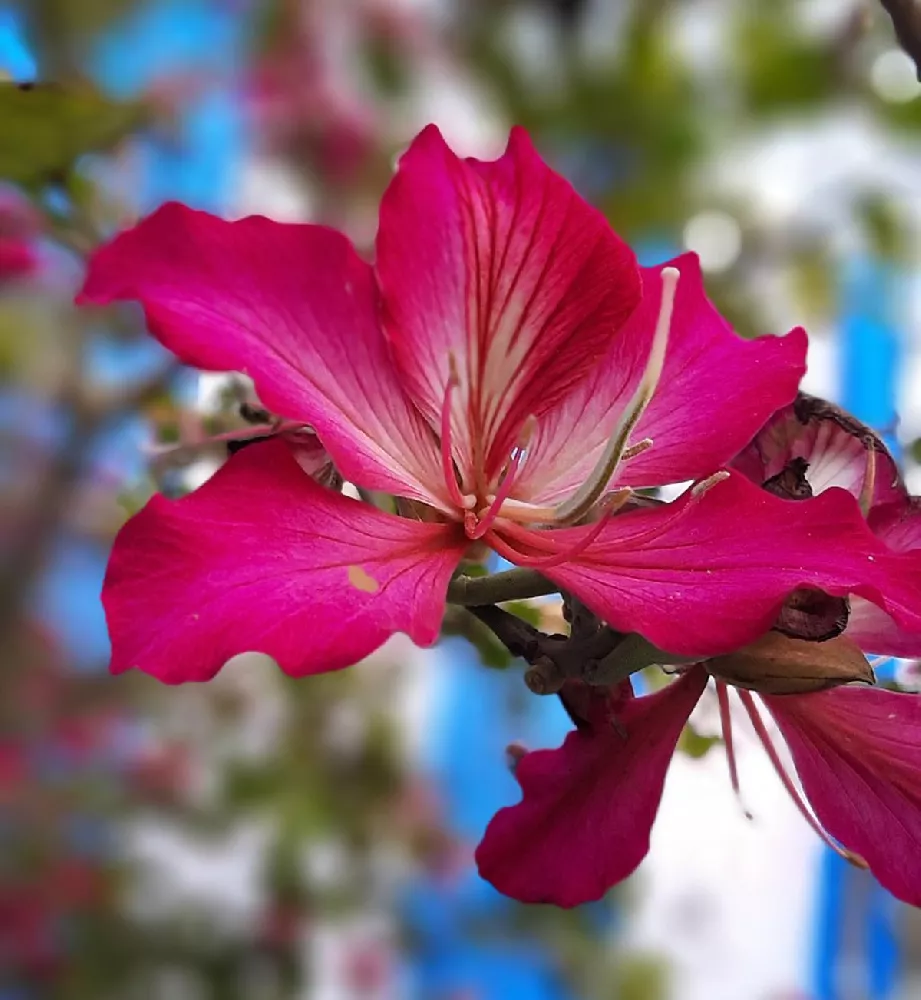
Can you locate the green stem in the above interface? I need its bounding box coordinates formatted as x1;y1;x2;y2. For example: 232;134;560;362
446;568;559;606
586;633;700;686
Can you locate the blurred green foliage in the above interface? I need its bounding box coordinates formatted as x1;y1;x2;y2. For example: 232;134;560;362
0;82;145;188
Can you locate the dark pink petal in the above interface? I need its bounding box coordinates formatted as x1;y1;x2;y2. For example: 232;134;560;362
846;599;921;657
869;495;921;552
78;203;446;506
376;125;641;489
500;471;921;658
732;396;904;511
514;255;806;503
475;668;707;907
765;685;921;906
103;439;466;683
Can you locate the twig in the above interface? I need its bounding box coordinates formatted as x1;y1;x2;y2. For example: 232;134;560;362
465;603;690;692
878;0;921;79
0;360;183;638
446;568;559;606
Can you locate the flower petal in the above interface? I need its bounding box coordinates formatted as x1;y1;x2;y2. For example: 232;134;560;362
376;125;641;489
845;599;921;657
103;439;466;682
732;393;904;511
78;203;446;505
501;471;921;658
514;254;807;503
765;685;921;906
475;668;707;907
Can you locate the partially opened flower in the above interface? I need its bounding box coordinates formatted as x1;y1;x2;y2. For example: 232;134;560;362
79;126;921;683
732;392;921;656
476;644;921;909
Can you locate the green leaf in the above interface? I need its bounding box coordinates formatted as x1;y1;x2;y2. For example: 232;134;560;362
677;722;722;760
0;82;146;187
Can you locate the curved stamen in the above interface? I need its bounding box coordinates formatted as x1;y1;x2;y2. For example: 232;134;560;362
716;682;752;820
737;690;868;869
488;488;634;569
440;356;469;510
552;266;680;526
468;417;537;540
503;471;728;562
858;444;877;518
469;452;526;540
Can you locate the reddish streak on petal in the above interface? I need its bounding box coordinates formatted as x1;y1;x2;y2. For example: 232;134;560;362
765;684;921;906
514;254;807;504
377;124;641;490
103;439;466;683
476;667;708;907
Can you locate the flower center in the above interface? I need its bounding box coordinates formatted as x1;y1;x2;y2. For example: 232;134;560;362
438;265;680;539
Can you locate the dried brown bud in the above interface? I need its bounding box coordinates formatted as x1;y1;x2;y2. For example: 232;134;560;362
705;631;873;695
774;586;850;642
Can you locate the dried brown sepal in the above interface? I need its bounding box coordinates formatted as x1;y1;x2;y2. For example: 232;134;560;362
773;586;850;642
705;631;874;695
762;457;813;500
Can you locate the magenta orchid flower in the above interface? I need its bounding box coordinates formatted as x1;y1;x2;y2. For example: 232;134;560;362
477;395;921;909
79;126;921;683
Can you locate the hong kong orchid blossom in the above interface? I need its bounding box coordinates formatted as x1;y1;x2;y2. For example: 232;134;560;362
79;125;921;684
477;395;921;909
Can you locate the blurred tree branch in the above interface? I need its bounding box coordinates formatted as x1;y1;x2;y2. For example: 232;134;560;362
0;359;182;641
878;0;921;78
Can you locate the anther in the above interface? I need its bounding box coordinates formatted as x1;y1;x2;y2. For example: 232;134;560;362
553;266;680;525
622;438;654;461
692;470;730;497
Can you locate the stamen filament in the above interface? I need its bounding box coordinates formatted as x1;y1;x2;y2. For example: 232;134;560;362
489;488;633;569
858;445;877;518
492;498;559;524
440;359;469;510
737;690;868;869
469;448;527;539
716;682;752;820
552;266;680;526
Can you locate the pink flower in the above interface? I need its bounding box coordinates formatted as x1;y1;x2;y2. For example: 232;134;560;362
78;126;921;683
0;185;40;285
477;395;921;908
477;661;921;909
733;393;921;655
